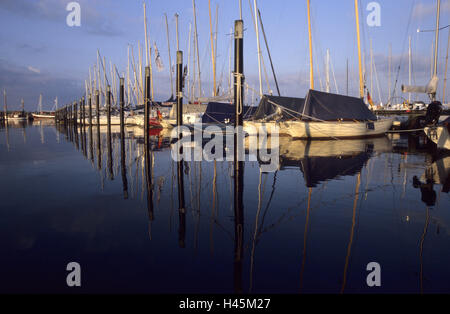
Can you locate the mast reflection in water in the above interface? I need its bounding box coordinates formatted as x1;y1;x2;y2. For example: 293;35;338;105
1;122;450;293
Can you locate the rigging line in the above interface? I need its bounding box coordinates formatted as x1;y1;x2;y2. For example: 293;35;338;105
329;53;339;94
393;0;417;98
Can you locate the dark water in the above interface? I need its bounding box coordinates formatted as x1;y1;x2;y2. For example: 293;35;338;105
1;120;449;294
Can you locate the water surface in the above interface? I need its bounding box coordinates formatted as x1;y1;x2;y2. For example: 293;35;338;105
0;120;449;294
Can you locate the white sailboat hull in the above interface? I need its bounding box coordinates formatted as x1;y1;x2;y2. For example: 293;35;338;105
32;113;54;119
283;118;394;139
244;118;393;139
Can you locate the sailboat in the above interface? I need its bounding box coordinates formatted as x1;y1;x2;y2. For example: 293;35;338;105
9;98;28;121
245;0;393;139
421;0;449;150
32;94;55;119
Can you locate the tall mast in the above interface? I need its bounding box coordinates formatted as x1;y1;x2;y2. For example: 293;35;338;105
307;0;314;90
143;2;150;67
408;36;412;103
187;23;192;103
326;49;330;93
138;41;143;105
229;27;233;97
38;93;43;112
209;0;217;96
192;0;202;98
354;0;364;99
165;13;174;99
3;89;7;119
127;45;131;105
443;27;450;103
388;43;391;103
103;56;107;105
433;0;440;78
346;59;349;95
370;39;373;97
254;0;263;98
143;2;154;100
431;42;434;79
175;13;179;51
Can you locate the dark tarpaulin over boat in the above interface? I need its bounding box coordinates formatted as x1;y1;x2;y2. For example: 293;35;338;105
202;102;256;124
251;95;305;120
302;89;377;121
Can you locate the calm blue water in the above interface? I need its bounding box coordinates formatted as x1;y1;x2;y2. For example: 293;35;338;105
0;120;449;294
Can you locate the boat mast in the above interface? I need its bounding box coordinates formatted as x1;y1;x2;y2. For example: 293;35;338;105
254;0;263;98
127;45;131;105
370;39;373;98
192;0;202;99
433;0;440;79
444;27;450;103
138;41;143;105
165;13;174;99
209;0;217;97
307;0;314;90
326;49;330;93
175;13;179;51
143;2;150;67
143;2;154;101
187;23;192;103
38;93;43;113
408;36;412;103
388;44;391;104
431;42;434;79
258;9;281;96
354;0;364;99
3;89;7;119
346;59;349;95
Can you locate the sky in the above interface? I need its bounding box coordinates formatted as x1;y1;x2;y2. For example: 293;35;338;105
0;0;449;111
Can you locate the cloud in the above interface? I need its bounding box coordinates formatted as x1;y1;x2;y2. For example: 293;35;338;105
413;1;450;18
0;59;82;111
27;66;41;74
0;0;123;37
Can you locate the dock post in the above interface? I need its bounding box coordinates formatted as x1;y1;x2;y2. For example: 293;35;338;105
106;85;111;128
82;96;86;126
95;90;100;127
106;85;113;179
234;19;244;128
176;51;183;127
233;18;244;294
119;78;125;134
119;77;128;199
88;94;92;126
144;66;150;146
73;101;78;127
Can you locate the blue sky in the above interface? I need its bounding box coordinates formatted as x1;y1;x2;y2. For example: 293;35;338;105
0;0;449;111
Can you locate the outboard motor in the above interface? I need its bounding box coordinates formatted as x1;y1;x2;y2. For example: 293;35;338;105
424;101;443;126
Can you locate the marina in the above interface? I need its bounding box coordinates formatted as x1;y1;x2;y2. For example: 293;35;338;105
1;0;450;298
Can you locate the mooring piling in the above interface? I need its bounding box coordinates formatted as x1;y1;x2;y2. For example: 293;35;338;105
176;51;183;127
95;90;100;127
120;77;128;199
144;66;151;147
106;85;113;179
233;18;245;294
119;78;125;134
88;93;92;126
106;85;111;128
234;19;244;128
